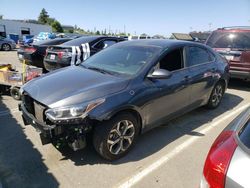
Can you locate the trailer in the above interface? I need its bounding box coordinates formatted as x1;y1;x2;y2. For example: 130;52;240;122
0;62;42;100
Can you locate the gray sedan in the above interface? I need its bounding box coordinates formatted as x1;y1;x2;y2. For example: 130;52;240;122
201;106;250;188
0;36;16;51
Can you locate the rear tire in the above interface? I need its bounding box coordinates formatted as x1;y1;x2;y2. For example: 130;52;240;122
206;82;225;109
93;112;140;161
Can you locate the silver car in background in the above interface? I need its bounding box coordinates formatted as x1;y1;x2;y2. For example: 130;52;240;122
201;106;250;188
0;36;16;51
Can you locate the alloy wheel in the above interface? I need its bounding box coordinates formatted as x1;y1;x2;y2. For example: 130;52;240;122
107;120;135;155
211;84;223;106
2;44;10;51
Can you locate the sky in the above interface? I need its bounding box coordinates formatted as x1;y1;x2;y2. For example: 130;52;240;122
0;0;250;37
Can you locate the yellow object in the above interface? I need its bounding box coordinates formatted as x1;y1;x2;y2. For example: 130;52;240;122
22;60;26;83
0;64;12;82
0;64;12;71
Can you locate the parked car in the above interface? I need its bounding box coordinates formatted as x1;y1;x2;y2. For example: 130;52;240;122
206;26;250;82
43;36;125;71
33;32;56;43
17;38;72;70
0;36;16;51
19;40;229;161
200;106;250;188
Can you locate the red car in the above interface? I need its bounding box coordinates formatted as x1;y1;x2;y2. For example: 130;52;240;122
206;27;250;82
201;106;250;188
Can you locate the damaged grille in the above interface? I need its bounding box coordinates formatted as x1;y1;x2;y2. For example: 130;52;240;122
22;93;46;122
22;93;35;115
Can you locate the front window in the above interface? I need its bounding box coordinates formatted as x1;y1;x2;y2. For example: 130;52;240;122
206;31;250;49
81;45;161;76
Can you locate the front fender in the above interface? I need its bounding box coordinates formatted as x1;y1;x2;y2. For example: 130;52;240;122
87;90;145;126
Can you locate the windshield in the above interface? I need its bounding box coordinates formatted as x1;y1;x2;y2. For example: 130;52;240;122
81;45;161;76
206;31;250;49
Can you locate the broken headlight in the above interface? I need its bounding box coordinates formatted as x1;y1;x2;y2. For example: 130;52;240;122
45;98;105;122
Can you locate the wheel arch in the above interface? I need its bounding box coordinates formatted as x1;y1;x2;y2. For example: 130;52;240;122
96;106;144;134
216;78;227;91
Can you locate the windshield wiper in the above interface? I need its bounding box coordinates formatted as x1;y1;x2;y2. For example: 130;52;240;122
86;66;116;75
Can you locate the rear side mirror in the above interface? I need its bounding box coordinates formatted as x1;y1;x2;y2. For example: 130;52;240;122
147;69;172;79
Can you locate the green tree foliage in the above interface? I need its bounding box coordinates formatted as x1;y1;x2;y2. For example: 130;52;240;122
96;30;100;35
46;17;55;25
38;8;49;24
51;20;64;32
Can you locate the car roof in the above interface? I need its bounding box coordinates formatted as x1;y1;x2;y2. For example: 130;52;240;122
114;39;205;49
33;38;71;46
60;35;121;46
215;26;250;32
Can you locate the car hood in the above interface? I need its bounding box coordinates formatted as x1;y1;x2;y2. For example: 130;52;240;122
22;66;130;108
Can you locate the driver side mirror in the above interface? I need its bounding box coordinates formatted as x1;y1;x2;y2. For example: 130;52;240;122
147;69;172;79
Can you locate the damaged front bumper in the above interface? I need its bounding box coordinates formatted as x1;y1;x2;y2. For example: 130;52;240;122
19;103;93;150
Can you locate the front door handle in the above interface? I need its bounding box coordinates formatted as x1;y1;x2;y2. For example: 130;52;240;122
182;75;190;82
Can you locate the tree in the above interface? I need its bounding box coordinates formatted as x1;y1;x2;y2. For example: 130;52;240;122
0;15;3;19
51;20;64;32
96;30;100;35
46;17;55;25
38;8;49;24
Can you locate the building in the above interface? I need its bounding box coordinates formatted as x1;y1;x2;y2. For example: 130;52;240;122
61;25;74;33
189;32;211;43
0;19;52;38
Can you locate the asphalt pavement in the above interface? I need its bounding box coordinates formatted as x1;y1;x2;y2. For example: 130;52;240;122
0;50;249;188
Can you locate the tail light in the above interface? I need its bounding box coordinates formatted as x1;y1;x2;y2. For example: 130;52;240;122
202;131;237;188
57;49;71;59
57;51;64;59
25;47;36;53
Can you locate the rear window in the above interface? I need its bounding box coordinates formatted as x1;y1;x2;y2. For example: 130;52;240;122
206;31;250;49
62;36;100;46
187;47;212;67
239;120;250;149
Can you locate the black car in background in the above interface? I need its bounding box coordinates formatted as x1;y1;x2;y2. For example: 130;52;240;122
17;38;72;70
20;40;229;160
43;36;125;71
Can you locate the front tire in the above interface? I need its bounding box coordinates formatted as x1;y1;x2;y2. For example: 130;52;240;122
206;82;225;109
2;43;11;51
93;113;140;161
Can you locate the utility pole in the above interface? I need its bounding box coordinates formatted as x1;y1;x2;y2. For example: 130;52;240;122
208;23;212;31
124;25;126;35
